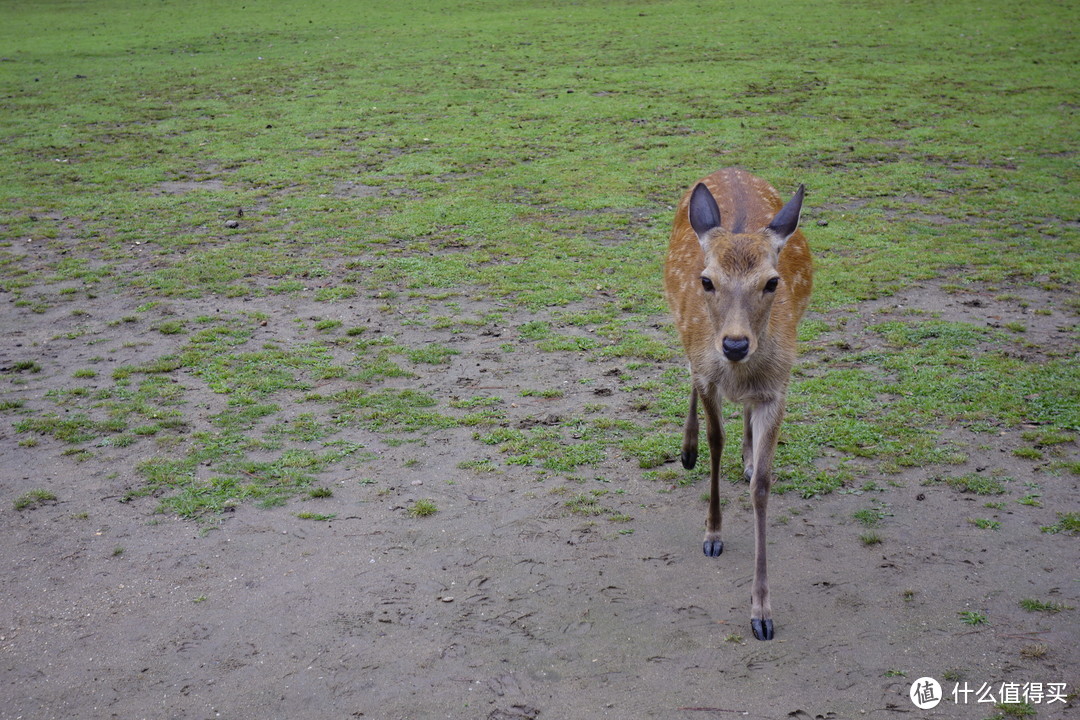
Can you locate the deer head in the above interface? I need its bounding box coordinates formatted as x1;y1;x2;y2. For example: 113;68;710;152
687;182;805;363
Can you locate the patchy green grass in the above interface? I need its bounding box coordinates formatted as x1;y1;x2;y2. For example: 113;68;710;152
1021;429;1073;446
930;473;1009;496
296;512;335;522
859;532;883;546
1018;598;1072;614
10;361;42;373
970;518;1001;530
1040;512;1080;536
457;458;498;473
1017;494;1042;507
1;0;1076;518
852;503;892;527
407;499;439;518
989;702;1037;719
565;492;607;517
14;489;57;510
406;344;460;365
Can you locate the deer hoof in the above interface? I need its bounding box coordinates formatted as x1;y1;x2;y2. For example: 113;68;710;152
741;466;753;483
751;618;774;641
681;449;697;470
702;538;723;557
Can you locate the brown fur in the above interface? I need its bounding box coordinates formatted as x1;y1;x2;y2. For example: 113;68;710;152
664;167;813;640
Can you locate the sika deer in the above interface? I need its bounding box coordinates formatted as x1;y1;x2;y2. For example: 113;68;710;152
664;168;812;641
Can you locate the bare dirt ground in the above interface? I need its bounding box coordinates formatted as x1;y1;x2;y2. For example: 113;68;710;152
1;273;1077;720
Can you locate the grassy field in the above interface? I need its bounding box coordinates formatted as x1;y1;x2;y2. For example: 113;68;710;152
2;0;1077;517
3;2;1079;717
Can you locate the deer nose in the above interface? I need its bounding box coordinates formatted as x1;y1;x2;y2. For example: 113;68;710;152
722;337;750;361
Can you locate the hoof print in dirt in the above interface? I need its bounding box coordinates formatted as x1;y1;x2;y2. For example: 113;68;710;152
488;704;541;720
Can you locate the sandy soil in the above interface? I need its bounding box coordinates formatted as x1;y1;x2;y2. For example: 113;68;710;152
1;266;1077;719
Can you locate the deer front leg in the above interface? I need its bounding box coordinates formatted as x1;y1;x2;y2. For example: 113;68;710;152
700;388;725;557
681;385;699;470
741;404;754;483
748;399;784;641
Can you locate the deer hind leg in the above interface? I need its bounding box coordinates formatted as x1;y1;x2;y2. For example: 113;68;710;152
748;399;784;641
700;387;725;557
741;404;754;483
681;385;699;469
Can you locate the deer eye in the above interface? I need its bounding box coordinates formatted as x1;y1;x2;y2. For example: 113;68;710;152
764;277;779;293
701;276;715;292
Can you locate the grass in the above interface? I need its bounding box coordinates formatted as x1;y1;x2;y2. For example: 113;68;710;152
852;504;891;527
932;473;1009;496
296;512;335;522
14;489;57;510
1018;598;1072;614
475;425;606;473
1;0;1077;519
970;518;1001;530
565;492;608;517
408;499;439;518
406;345;460;365
859;532;883;546
1041;512;1080;536
8;361;42;374
457;458;498;473
1021;429;1073;446
1016;494;1042;507
990;704;1037;719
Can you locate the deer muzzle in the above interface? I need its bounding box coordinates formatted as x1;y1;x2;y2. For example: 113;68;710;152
722;336;751;362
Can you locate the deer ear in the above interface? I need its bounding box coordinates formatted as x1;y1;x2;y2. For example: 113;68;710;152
766;184;805;253
688;183;722;243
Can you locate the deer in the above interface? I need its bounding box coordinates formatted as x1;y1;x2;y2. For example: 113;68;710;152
664;167;812;641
